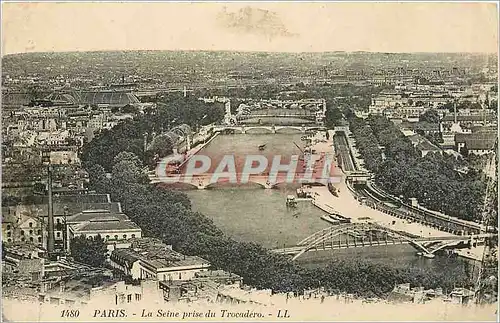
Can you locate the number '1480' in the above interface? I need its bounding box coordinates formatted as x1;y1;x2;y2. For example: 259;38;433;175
61;310;80;318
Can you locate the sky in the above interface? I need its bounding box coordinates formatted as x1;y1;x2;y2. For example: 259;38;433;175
1;2;499;55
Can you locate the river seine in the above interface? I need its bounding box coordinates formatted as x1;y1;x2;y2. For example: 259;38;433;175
185;134;476;276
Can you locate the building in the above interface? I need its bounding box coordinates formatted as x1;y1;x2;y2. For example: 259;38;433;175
441;114;497;134
464;138;497;156
67;209;142;250
406;133;443;157
109;238;210;282
90;279;163;306
455;132;497;155
2;194;122;250
449;288;475;305
388;283;444;304
2;211;44;246
416;140;443;157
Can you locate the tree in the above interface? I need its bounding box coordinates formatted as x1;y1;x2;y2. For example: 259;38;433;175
146;134;174;159
33;182;46;195
87;164;111;193
489;99;498;110
419;109;440;123
110;151;150;201
113;151;143;167
122;104;139;114
325;106;343;128
70;235;107;267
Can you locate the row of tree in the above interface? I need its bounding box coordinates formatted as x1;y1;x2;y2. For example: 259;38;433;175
347;113;487;222
81;94;225;172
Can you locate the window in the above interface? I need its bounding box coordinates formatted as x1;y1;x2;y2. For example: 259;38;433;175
106;235;110;240
29;230;33;235
56;219;61;224
37;230;41;235
114;235;118;240
30;237;34;242
7;238;11;243
179;273;182;280
6;225;11;230
29;222;33;228
131;234;136;238
127;294;132;303
21;237;25;242
38;237;42;243
7;232;11;237
20;230;25;236
56;232;61;238
135;294;141;302
123;234;127;239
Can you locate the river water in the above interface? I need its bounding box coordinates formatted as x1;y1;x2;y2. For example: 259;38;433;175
185;133;476;276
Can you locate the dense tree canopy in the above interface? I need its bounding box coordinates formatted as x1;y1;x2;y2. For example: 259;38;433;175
347;114;487;221
419;109;440;123
81;94;224;171
70;235;108;267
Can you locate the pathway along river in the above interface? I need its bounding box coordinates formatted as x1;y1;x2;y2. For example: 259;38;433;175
183;133;477;278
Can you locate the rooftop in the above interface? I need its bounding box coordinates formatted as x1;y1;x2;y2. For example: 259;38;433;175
67;209;128;223
465;138;497;151
455;132;497;144
7;202;122;220
71;219;141;233
112;239;210;271
442;114;497;122
416;140;441;152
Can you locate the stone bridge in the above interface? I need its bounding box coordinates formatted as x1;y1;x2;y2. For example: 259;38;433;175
213;125;326;134
236;113;317;121
150;173;305;190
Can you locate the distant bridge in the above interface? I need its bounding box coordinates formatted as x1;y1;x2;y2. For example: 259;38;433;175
236;112;317;121
150;173;313;190
271;222;497;260
213;125;326;134
237;99;326;111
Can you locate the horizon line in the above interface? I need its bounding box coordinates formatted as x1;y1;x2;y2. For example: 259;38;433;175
3;48;498;57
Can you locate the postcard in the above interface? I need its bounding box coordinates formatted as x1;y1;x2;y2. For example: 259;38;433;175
1;2;498;322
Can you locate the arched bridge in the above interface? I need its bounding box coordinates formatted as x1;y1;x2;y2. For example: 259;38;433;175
150;173;300;190
213;125;325;134
236;113;317;122
271;222;497;261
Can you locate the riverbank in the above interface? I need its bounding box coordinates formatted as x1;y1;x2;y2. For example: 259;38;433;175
178;130;220;168
307;129;486;262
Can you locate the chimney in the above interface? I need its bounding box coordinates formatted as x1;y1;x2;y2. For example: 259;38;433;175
63;206;69;253
47;165;55;256
454;101;457;124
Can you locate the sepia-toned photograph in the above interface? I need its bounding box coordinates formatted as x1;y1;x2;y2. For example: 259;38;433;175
1;1;498;322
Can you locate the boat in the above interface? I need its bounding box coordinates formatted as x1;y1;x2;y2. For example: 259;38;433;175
286;195;297;208
321;215;340;225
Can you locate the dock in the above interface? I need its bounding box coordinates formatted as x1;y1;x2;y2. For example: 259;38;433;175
313;200;351;224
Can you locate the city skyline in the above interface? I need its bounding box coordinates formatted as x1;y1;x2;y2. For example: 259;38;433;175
2;2;499;56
